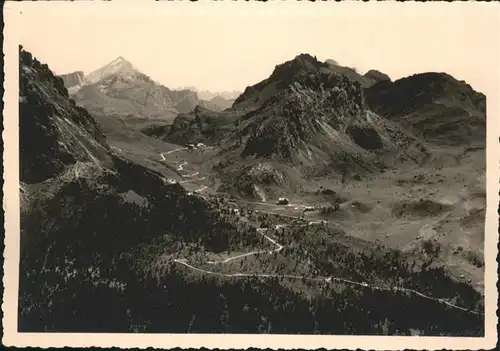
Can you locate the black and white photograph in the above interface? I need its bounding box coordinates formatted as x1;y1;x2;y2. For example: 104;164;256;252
2;1;499;349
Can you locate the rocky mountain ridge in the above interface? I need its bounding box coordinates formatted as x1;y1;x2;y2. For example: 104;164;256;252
365;72;486;146
175;55;425;166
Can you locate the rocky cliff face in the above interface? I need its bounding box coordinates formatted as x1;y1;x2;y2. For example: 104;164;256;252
58;71;85;94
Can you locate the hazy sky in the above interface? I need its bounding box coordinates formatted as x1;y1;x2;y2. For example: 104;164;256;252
11;1;499;94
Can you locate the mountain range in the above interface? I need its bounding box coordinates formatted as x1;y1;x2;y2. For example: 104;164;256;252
178;86;241;101
149;54;484;200
18;45;486;335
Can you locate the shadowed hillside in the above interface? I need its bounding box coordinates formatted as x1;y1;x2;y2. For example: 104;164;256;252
365;73;486;146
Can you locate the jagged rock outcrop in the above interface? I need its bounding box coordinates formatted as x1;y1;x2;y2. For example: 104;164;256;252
217;162;291;200
233;54;333;110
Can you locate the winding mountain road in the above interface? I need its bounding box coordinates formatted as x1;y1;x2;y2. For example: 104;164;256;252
173;225;483;316
177;161;188;171
160;147;187;161
160;148;484;317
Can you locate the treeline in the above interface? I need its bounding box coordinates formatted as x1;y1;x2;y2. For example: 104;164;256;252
19;254;484;336
275;224;484;314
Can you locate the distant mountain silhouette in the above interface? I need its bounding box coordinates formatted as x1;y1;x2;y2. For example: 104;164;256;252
198;95;235;112
179;86;241;101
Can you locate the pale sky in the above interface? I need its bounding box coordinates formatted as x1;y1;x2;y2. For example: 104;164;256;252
10;1;500;94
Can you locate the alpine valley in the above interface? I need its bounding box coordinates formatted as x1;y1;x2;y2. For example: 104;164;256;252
19;46;486;335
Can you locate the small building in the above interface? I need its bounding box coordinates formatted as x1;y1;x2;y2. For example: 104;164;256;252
276;197;290;205
196;143;206;148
